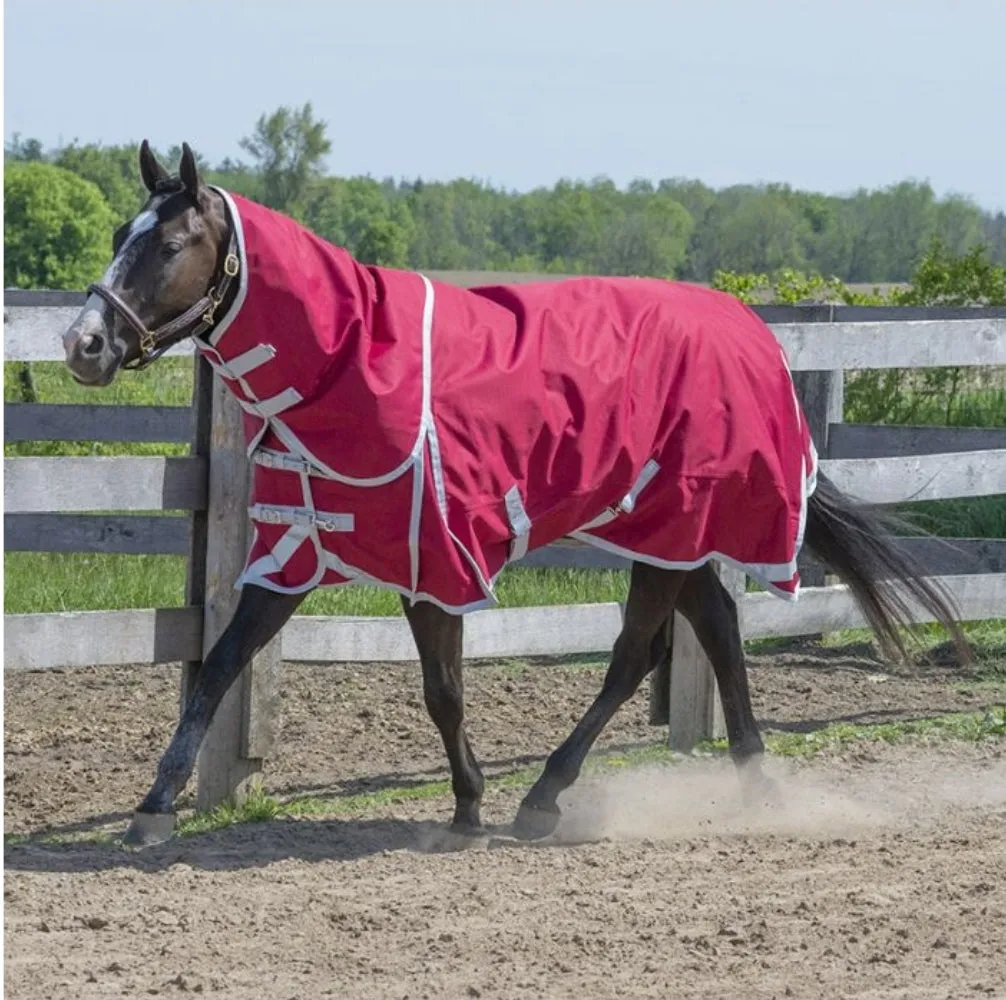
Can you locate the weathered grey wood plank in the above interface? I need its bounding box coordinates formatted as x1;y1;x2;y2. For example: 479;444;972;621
4;305;195;362
3;456;207;512
741;573;1006;639
828;423;1006;459
3;513;190;555
3;607;203;671
5;403;192;443
772;318;1006;371
820;450;1006;503
282;603;627;663
280;571;1003;664
8;302;1004;370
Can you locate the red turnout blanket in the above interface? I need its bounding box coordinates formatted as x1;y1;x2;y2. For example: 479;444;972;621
196;189;818;612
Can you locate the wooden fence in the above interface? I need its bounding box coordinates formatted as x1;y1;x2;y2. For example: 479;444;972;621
5;288;1006;807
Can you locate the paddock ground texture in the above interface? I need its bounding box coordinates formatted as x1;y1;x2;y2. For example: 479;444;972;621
5;642;1006;999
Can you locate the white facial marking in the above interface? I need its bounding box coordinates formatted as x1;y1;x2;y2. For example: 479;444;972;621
84;194;169;354
103;208;159;285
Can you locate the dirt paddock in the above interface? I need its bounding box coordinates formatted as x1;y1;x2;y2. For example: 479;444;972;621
5;645;1006;999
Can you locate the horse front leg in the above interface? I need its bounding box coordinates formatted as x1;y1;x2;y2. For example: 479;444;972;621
513;563;686;840
123;584;304;847
401;597;485;833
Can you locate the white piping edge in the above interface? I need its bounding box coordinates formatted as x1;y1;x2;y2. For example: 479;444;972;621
569;532;802;602
205;187;250;347
570;457;819;602
408;446;425;602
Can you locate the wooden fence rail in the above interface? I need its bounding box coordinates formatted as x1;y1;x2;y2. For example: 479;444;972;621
5;289;1005;809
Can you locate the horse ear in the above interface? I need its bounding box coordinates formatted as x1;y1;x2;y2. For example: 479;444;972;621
179;142;203;202
138;139;170;193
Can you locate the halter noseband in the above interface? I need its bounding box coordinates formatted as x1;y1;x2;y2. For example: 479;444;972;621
87;219;241;371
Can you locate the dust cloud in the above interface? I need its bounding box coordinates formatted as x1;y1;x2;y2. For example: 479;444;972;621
554;748;1006;844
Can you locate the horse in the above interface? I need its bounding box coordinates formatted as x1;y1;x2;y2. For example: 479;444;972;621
61;141;969;848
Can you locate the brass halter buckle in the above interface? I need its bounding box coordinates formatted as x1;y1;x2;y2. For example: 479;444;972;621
138;329;158;359
202;256;240;326
202;286;222;327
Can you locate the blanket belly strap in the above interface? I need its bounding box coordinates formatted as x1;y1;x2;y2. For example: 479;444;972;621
249;502;355;533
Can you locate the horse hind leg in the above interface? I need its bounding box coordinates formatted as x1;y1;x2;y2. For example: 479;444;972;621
674;563;781;807
513;562;686;841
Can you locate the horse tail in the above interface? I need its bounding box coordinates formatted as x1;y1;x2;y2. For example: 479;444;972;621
802;471;972;664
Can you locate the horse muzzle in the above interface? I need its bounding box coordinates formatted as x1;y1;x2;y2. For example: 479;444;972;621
63;308;123;386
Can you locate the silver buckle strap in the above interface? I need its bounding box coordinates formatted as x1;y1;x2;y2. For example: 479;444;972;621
253;448;316;475
249;503;354;533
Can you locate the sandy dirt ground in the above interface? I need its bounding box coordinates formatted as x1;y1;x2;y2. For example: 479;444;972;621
5;646;1006;999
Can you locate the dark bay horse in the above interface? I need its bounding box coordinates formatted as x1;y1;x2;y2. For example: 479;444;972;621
62;142;968;847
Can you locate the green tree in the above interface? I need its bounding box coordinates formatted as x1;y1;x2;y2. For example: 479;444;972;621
305;176;415;267
405;182;469;269
596;194;693;276
5;133;45;161
934;195;984;257
4;161;117;289
239;102;332;216
51;142;147;223
691;189;809;278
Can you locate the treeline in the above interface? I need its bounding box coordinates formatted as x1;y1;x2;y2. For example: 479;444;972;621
5;102;1005;291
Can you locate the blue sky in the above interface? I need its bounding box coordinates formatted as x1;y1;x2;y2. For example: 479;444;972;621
4;0;1004;209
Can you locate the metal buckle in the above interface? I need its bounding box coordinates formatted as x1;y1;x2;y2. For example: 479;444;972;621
139;330;157;358
224;253;240;277
202;286;223;327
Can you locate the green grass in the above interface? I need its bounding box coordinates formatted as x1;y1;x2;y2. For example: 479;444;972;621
764;707;1006;757
819;618;1006;665
5;359;194;458
2;553;629;614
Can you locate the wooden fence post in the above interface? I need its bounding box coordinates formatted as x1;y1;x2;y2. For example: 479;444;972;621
191;371;282;811
791;369;843;587
664;564;743;751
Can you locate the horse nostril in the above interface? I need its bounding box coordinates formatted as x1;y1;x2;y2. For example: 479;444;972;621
80;332;105;357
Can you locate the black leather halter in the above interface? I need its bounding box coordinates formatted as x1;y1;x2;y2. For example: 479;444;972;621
86;196;241;370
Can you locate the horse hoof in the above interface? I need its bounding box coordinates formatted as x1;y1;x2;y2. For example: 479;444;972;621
122;810;175;849
513;801;561;841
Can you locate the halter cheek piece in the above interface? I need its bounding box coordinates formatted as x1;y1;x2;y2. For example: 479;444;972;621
86;228;241;371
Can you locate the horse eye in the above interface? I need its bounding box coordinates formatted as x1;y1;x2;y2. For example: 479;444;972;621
160;241;183;259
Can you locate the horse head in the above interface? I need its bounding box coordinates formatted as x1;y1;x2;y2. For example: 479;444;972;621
62;141;236;385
